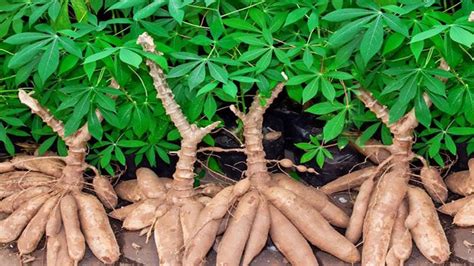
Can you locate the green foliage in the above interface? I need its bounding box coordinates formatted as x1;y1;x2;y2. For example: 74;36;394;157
0;0;473;172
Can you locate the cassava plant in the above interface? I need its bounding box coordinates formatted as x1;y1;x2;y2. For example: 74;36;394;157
109;32;221;265
182;82;360;265
0;89;120;265
321;87;452;265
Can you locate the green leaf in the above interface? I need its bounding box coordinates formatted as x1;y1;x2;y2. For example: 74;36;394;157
382;32;404;54
323;8;374;22
109;0;146;10
303;48;313;68
71;0;88;22
444;134;457;155
329;16;373;46
305;101;344;115
415;94;431;127
326;71;353;80
360;17;384;63
119;49;142;68
357;123;380;146
308;11;319;30
449;26;474;47
48;1;61;20
208;62;228;83
59;36;82;58
133;0;164;20
255;50;272;73
118;139;147;147
288;75;315;86
223;82;237;98
323;111;346;141
284;8;309;26
8;39;50;68
422;74;445;96
320;78;336;102
239;48;268;62
167;61;200;78
38;39;59;81
5;32;50;44
169;0;185;23
84;48;118;64
302;78;319;103
204;95;217;119
382;13;408;36
223;18;260;32
411;25;448;43
447;127;474;135
38;136;57;155
300;149;318;163
88;110;103;139
188;62;206;89
197;82;218;96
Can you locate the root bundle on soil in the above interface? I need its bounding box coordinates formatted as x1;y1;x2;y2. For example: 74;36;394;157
0;88;120;264
110;32;221;265
182;76;359;265
322;88;452;265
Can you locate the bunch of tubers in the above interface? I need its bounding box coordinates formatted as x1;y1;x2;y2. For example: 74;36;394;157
0;90;120;265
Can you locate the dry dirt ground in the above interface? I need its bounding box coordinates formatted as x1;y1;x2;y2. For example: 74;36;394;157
0;193;472;265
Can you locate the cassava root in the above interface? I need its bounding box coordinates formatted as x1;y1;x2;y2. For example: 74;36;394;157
0;86;120;265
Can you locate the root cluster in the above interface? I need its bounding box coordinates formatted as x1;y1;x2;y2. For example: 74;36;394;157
0;90;120;265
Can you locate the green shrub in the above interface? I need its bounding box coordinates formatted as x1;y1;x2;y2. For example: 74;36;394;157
0;0;472;173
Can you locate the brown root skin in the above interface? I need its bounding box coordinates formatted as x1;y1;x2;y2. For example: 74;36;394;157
406;186;450;264
320;166;378;194
0;162;14;173
154;207;184;265
420;166;448;203
438;195;474;216
93;175;118;209
268;205;319;266
217;190;260;266
386;200;412;266
137;167;167;199
453;197;474;227
180;199;204;242
109;202;142;221
10;155;64;178
0;193;49;243
273;173;350;228
0;186;50;213
241;197;270;266
74;192;120;264
60;194;86;262
445;170;473;196
264;186;360;263
115;180;146;202
345;177;375;243
46;203;62;237
362;166;409;265
123;198;164;230
18;195;59;254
